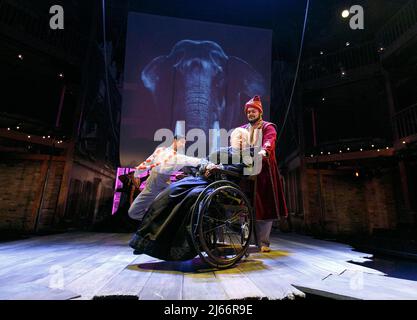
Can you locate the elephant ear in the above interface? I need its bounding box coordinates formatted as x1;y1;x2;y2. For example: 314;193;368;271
141;56;167;95
226;56;267;128
141;56;174;110
141;49;185;108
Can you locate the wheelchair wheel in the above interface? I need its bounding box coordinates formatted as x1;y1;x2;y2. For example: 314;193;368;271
191;183;254;269
189;180;240;241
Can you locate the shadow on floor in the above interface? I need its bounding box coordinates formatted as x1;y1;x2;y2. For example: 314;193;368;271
349;255;417;282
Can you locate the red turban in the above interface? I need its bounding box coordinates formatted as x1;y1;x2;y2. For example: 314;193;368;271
244;95;263;114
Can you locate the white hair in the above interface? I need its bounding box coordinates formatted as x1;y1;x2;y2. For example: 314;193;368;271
230;127;250;150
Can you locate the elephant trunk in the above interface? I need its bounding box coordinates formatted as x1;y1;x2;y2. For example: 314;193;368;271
182;84;212;132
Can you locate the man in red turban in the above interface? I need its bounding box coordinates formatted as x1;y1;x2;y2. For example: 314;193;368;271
240;95;288;252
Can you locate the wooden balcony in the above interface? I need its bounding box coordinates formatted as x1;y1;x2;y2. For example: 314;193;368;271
376;0;417;60
393;103;417;146
301;42;380;90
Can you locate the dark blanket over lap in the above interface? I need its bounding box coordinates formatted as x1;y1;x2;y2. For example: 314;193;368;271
129;176;210;261
129;148;248;261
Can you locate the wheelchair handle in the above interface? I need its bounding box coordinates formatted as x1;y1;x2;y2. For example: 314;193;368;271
211;168;240;178
210;168;257;181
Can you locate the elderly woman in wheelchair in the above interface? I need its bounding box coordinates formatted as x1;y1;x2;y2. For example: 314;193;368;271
128;128;257;269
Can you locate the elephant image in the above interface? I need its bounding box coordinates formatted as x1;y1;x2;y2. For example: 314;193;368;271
141;40;266;135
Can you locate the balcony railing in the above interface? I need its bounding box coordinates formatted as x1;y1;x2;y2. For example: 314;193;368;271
376;0;417;51
393;103;417;139
301;42;379;82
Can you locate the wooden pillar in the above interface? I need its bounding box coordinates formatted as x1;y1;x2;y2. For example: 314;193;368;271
382;68;399;142
55;84;66;128
398;160;414;224
383;68;415;226
92;177;103;225
53;140;75;225
299;157;310;225
31;160;49;232
53;3;99;226
297;88;311;227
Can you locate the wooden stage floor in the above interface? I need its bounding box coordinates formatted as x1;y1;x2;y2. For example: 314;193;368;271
1;231;417;300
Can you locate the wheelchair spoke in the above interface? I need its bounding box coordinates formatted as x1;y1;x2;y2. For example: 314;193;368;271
202;214;245;234
224;231;241;251
203;222;245;253
203;210;247;225
195;183;254;268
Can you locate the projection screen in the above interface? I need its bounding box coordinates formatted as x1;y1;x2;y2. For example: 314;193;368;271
121;12;272;167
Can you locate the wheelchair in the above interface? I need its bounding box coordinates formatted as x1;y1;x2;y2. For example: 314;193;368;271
188;168;257;269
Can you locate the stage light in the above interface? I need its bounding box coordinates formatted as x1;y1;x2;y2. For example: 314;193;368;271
339;150;342;153
18;54;23;60
16;126;20;130
310;154;314;157
379;47;385;52
43;136;46;139
342;10;350;18
7;128;10;131
328;152;331;155
320;51;324;55
320;151;323;155
377;149;380;152
47;135;50;138
347;147;350;151
402;141;406;144
371;144;375;148
346;42;350;47
27;135;31;139
360;148;363;151
355;171;360;177
386;147;389;149
59;73;64;78
322;97;325;101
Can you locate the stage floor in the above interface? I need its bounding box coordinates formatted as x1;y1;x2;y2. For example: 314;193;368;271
1;231;417;300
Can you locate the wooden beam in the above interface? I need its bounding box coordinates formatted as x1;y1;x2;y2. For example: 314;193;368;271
0;153;65;161
306;168;355;176
0;129;68;149
305;149;394;163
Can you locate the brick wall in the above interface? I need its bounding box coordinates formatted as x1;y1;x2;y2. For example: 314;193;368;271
304;168;398;235
0;156;115;233
0;158;64;232
62;160;115;228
